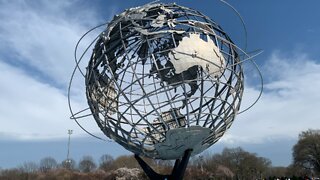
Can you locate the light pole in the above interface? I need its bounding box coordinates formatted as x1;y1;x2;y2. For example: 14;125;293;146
199;155;204;173
66;129;73;168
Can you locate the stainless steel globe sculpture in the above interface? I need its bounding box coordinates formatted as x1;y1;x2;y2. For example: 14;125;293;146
69;1;262;162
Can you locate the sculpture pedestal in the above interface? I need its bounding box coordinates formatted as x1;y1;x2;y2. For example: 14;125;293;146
135;149;192;180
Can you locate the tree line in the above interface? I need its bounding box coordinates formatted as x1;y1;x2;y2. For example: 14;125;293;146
0;129;319;180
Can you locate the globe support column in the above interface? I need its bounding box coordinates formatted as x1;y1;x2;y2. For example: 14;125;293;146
134;149;193;180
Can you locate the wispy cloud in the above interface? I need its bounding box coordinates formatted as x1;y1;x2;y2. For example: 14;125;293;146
0;61;74;140
0;0;108;88
0;1;318;144
0;0;115;140
222;51;320;144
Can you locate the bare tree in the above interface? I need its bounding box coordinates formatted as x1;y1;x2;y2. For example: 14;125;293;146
39;157;57;172
201;147;271;179
99;154;114;171
293;129;320;176
113;155;140;169
78;155;97;173
19;161;38;173
286;164;309;178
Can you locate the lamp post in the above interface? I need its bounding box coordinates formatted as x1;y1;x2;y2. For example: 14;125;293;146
66;129;73;168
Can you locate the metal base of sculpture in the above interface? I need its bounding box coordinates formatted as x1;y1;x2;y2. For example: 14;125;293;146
135;149;192;180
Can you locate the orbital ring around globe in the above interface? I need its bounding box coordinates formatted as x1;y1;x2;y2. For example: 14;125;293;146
68;1;263;160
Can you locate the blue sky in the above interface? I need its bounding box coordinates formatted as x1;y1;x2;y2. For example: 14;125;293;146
1;0;320;168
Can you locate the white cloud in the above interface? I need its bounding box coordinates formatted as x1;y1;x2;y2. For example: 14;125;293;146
221;51;320;144
0;1;318;146
0;0;111;88
0;59;107;140
0;1;115;140
0;61;76;140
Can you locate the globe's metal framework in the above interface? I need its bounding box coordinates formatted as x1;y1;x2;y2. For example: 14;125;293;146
68;1;263;163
